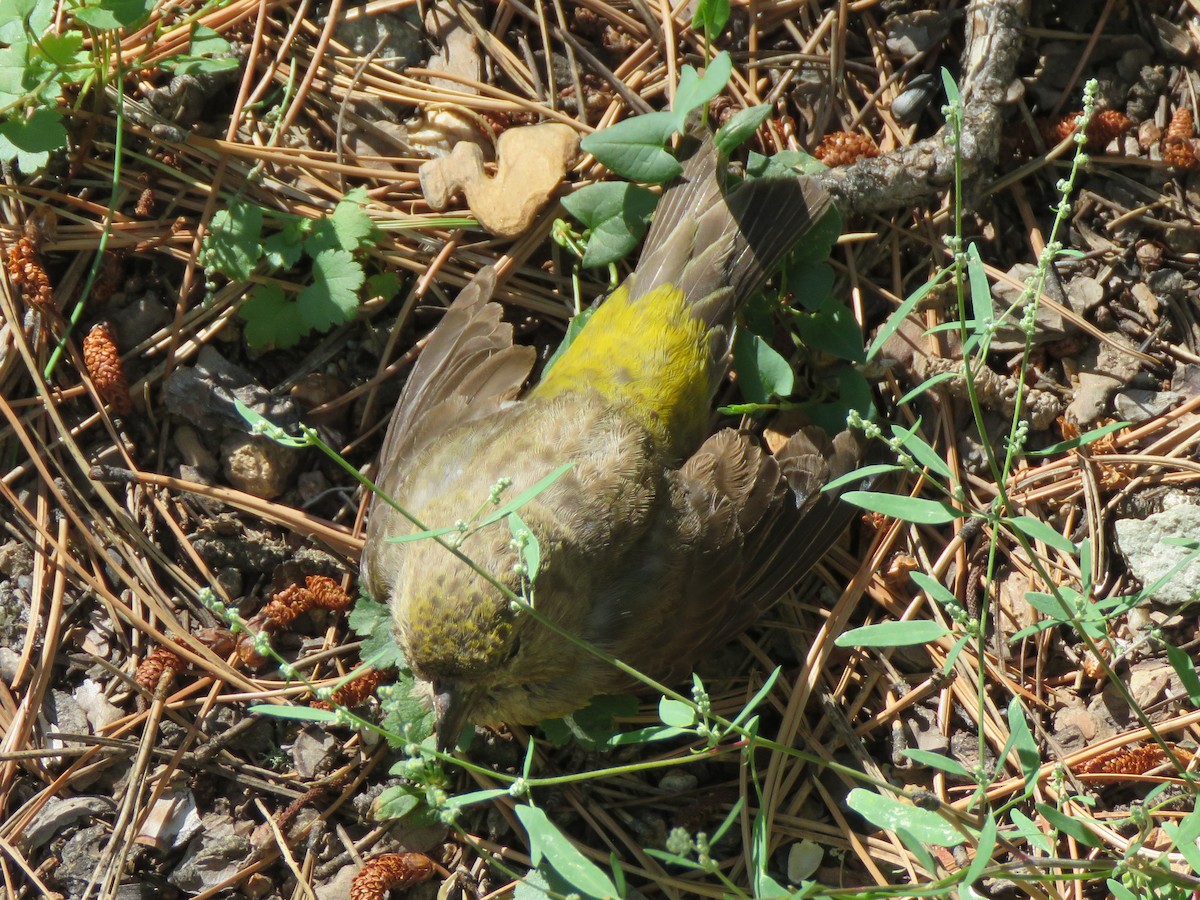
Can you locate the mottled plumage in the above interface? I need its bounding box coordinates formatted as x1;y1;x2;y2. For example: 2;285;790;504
361;136;864;748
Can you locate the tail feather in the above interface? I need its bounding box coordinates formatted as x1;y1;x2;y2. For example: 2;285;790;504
630;135;831;333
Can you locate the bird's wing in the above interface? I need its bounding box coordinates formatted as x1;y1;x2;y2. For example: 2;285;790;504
652;426;866;678
362;268;535;592
373;267;536;499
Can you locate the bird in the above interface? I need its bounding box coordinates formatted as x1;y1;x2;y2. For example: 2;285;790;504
360;133;866;750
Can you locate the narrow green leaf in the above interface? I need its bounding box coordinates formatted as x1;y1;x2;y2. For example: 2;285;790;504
515;805;619;898
1035;802;1100;848
822;464;901;492
909;571;958;609
841;491;966;524
897;370;959;405
866;270;948;361
1006;697;1042;787
1028;421;1130;457
963;811;998;885
1167;644;1200;707
901;749;970;778
1009;808;1052;855
248;704;339;723
443;788;512;809
1006;515;1077;554
479;463;575;527
891;421;952;479
847;789;963;847
729;666;781;729
966;243;993;331
385;524;460;544
835;620;951;648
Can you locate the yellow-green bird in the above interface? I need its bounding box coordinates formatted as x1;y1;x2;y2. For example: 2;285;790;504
361;134;864;749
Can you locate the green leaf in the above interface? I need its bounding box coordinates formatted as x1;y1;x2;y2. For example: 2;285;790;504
752;799;791;898
248;703;339;723
793;296;864;362
1166;805;1200;876
516;805;619;899
1036;802;1099;848
241;283;310;349
297;248;363;330
204;200;265;280
508;511;541;580
835;620;952;648
542;693;639;749
1006;697;1041;786
901;749;970;778
847;789;963;847
962;811;997;885
658;697;696;727
377;669;434;744
672;52;732;123
966;243;992;332
329;187;379;250
909;571;958;609
1107;880;1138;900
443;788;512;809
897;370;958;405
479;462;575;528
262;220;305;269
543;306;596;375
1026;420;1129;456
165;24;239;75
841;491;966;525
372;784;422;820
866;270;949;362
784;261;834;312
0;0;55;43
733;329;793;404
1006;514;1077;554
1009;808;1052;855
822;463;901;492
72;0;155;30
691;0;730;37
1167;643;1200;707
890;421;952;478
729;666;781;730
347;594;406;669
580;111;680;183
561;181;658;267
784;205;843;276
0;107;65;173
746;148;825;178
367;271;401;303
713;104;771;155
940;68;961;107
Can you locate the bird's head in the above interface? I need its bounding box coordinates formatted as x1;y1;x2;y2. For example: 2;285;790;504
391;545;587;751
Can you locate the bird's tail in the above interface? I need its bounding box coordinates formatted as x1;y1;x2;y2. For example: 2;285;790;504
629;134;831;333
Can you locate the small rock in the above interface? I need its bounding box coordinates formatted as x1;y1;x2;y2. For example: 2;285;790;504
41;689;90;751
287;726;340;779
52;823;108;896
1113;389;1183;424
106;291;172;349
1129;660;1175;709
24;796;115;850
221;433;300;499
1115;502;1200;606
163;345;301;433
174;425;218;476
1066;275;1105;314
167;815;252;893
990;264;1070;352
657;771;698;794
74;678;123;732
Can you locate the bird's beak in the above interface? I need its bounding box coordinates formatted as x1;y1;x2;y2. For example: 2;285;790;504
432;681;471;752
